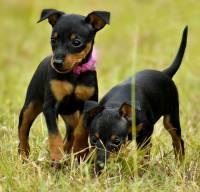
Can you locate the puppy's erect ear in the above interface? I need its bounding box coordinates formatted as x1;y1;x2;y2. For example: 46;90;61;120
84;100;104;118
37;9;65;26
119;102;132;119
83;101;103;129
85;11;110;31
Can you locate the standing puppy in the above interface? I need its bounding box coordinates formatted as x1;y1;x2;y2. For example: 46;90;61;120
84;26;187;173
18;9;110;163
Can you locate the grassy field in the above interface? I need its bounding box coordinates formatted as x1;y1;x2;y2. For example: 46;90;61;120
0;0;200;191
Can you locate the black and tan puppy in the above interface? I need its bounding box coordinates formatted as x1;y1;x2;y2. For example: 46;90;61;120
83;26;187;173
18;9;110;163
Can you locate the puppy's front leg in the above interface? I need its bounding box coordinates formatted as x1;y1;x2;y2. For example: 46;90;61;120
72;114;89;160
43;98;63;163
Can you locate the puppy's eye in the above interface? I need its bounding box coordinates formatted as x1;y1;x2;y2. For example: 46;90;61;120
112;137;121;146
90;136;98;145
72;38;82;47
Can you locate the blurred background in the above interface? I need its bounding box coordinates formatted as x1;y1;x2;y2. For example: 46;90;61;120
0;0;200;190
0;0;200;114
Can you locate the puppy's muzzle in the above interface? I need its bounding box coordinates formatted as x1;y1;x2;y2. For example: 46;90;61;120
95;148;110;174
53;58;63;69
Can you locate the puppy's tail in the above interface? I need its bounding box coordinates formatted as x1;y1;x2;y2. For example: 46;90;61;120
163;26;188;78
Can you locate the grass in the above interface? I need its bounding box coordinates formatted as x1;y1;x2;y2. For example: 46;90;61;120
0;0;200;191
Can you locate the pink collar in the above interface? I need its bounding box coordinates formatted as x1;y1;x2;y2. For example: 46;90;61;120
73;49;96;75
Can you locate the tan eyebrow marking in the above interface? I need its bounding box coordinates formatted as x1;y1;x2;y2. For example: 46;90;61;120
95;133;100;139
70;33;76;40
111;135;116;141
52;32;58;38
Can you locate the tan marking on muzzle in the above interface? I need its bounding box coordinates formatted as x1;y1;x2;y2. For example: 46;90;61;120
63;42;92;70
50;56;69;74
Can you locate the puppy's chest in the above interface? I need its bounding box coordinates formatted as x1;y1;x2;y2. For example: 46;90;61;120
50;79;95;102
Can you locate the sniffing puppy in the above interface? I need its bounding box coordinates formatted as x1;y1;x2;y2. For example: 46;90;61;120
83;26;187;173
18;9;110;164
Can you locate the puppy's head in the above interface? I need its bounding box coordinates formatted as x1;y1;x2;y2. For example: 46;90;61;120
38;9;110;73
83;101;132;174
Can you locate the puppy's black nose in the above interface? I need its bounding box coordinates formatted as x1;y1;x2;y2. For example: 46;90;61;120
96;160;105;169
53;59;63;68
95;160;105;175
